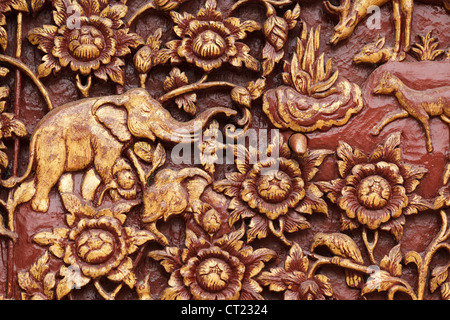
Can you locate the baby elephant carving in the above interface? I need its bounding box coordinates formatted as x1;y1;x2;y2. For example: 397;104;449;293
372;72;450;153
141;167;213;245
1;88;237;212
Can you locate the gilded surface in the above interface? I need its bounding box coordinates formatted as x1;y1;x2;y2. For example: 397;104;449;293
0;0;448;300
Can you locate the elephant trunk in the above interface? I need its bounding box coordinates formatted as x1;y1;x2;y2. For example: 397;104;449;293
153;106;238;144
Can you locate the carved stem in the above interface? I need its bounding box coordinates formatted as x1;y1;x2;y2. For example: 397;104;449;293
7;12;23;299
388;284;418;300
0;54;53;110
362;228;379;265
126;2;156;27
94;280;123;300
416;210;449;300
158;80;236;103
304;250;370;278
76;74;92;98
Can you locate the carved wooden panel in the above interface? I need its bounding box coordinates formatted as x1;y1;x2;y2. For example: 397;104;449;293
0;0;448;300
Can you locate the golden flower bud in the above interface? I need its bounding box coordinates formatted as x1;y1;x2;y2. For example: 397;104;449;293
231;86;252;108
202;208;221;234
133;46;153;74
263;16;289;51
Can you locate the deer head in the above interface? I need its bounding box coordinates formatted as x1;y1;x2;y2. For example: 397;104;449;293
353;35;389;64
373;72;398;95
323;0;356;44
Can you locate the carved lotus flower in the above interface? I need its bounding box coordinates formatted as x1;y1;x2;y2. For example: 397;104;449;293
28;0;143;84
161;0;260;72
259;243;333;300
317;132;432;240
214;133;332;245
149;227;276;300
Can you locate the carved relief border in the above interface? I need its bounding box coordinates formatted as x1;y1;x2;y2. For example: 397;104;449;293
0;0;448;300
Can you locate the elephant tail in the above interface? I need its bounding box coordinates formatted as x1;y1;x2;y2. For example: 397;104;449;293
1;132;37;188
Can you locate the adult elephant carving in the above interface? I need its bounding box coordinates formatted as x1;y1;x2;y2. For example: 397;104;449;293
1;88;237;212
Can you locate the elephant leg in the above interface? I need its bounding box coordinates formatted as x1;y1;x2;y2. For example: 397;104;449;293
32;141;66;212
94;145;123;200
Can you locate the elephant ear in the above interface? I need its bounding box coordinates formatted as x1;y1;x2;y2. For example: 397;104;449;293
95;104;132;142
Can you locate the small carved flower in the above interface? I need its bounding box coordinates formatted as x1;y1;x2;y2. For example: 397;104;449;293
149;227;276;300
317;132;431;240
214;133;332;245
64;217;129;279
160;0;260;72
259;243;333;300
28;0;143;84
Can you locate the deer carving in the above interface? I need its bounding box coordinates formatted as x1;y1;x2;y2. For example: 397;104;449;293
324;0;450;60
353;35;398;64
372;71;450;152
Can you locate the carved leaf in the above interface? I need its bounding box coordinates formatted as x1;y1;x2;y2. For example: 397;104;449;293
246;78;266;100
152;143;166;168
107;257;136;288
18;252;57;300
361;270;400;295
148;247;182;274
0;26;7;51
311;232;364;288
430;265;449;293
125;227;156;254
442;282;450;300
311;232;364;264
404;251;422;270
30;251;51;282
32;228;69;258
283;4;300;30
60;192;96;226
57;265;90;300
7;180;36;216
134;141;153;163
380;244;403;277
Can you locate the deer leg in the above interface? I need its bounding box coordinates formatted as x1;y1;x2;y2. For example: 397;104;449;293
440;114;450;124
371;109;409;135
401;0;414;52
415;116;433;153
392;0;402;56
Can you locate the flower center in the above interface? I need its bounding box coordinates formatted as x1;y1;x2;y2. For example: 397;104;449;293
257;170;293;203
76;229;115;264
68;26;105;61
196;258;231;292
192;30;226;59
357;175;391;209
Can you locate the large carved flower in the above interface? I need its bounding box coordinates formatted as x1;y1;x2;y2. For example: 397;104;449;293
28;0;143;84
160;0;260;72
32;190;155;299
214;133;332;245
317;132;431;240
149;227;276;300
259;243;333;300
